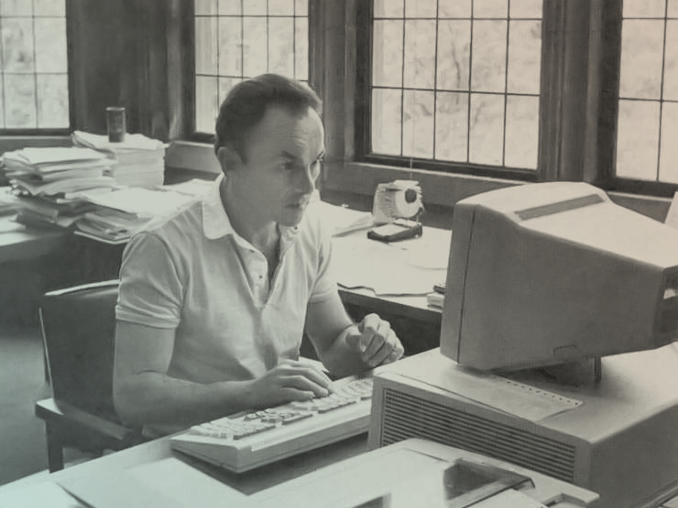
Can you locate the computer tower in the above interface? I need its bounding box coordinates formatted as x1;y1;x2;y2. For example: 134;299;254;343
368;348;678;508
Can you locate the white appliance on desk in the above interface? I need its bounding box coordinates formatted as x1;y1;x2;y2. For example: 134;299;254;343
367;346;678;508
253;438;597;508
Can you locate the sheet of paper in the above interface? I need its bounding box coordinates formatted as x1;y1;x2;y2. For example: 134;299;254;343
0;482;87;508
332;235;447;295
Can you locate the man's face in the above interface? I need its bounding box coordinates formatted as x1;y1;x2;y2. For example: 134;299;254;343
228;105;325;228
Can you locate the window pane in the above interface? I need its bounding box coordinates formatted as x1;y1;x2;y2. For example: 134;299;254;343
374;0;404;18
507;20;541;95
402;90;434;158
243;17;268;77
5;74;36;128
37;74;68;128
196;0;217;15
243;0;266;16
435;92;468;162
372;88;402;155
0;0;32;16
270;0;294;16
623;0;666;18
660;102;678;183
218;17;242;76
195;17;218;75
196;76;218;133
405;0;436;18
665;20;678;100
471;20;507;93
269;17;294;77
370;0;540;172
439;0;471;18
295;0;308;16
437;20;471;91
620;20;664;99
403;20;436;89
670;0;678;17
469;93;504;165
505;94;538;169
373;20;403;88
34;18;67;73
34;0;65;17
0;3;69;131
295;17;308;80
217;0;240;15
510;0;541;19
474;0;507;19
616;100;660;181
194;1;309;133
2;18;35;73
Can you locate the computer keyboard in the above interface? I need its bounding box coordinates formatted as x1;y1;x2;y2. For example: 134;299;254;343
170;375;374;473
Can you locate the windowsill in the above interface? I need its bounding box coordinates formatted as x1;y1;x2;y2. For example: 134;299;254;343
143;140;676;224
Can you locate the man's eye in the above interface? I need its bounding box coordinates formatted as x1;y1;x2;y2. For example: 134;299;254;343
283;161;296;171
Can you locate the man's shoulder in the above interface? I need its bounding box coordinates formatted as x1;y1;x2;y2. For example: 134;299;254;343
135;198;204;242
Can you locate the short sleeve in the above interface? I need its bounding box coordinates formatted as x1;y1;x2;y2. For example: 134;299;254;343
116;232;184;329
308;213;338;303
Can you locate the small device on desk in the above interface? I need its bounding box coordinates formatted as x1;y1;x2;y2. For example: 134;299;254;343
368;180;423;243
170;375;373;473
252;438;598;508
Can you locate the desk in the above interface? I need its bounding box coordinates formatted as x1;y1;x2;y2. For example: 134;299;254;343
332;226;449;354
0;215;68;264
0;432;368;507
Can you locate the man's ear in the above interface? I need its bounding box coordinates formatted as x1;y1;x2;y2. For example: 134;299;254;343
216;145;242;174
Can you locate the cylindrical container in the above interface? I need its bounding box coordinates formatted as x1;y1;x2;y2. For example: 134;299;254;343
106;106;126;142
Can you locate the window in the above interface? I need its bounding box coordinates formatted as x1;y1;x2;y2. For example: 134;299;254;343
193;0;309;135
0;0;69;131
367;0;542;176
617;0;678;185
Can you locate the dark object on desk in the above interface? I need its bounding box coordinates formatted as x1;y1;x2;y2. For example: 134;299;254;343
367;219;423;243
35;280;145;472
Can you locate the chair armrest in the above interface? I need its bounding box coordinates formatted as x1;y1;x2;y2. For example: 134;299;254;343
35;398;140;443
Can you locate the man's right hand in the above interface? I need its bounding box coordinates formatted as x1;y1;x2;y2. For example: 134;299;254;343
244;360;334;409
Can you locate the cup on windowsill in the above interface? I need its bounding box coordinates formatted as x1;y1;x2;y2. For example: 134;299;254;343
106;106;126;143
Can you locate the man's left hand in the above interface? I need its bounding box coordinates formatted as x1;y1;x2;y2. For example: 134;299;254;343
346;313;404;368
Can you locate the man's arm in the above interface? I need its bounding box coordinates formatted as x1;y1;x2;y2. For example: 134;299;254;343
304;291;404;378
113;321;334;429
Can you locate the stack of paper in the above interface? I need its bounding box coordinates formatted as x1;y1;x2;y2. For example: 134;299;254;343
2;147;117;228
72;131;167;187
3;147;117;196
75;186;198;244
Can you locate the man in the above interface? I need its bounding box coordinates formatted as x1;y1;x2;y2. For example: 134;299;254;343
113;74;404;434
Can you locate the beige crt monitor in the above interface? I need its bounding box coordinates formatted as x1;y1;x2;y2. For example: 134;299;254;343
440;181;678;371
368;182;678;508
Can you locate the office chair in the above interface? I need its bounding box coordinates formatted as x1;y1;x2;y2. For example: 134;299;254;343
34;280;145;472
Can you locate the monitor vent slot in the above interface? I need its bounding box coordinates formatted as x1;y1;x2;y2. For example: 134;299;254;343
380;388;576;483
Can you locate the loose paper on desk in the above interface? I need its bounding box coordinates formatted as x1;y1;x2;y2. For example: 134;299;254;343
0;482;87;508
332;234;448;296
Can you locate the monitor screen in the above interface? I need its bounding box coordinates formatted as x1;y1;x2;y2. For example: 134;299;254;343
440;181;678;371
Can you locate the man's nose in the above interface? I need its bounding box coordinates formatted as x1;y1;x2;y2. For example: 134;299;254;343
296;166;317;194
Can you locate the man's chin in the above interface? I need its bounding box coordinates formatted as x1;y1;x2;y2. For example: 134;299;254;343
280;206;307;227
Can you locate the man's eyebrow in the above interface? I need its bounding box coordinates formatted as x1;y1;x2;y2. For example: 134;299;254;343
280;150;326;161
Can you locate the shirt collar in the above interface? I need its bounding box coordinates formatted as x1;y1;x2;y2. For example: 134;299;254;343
202;174;301;247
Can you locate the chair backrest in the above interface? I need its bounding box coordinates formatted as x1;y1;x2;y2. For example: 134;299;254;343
39;280;120;422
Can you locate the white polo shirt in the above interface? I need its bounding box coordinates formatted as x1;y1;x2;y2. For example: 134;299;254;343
116;174;336;384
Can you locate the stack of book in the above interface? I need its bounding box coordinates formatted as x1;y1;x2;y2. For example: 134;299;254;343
72;131;167;187
2;147;117;228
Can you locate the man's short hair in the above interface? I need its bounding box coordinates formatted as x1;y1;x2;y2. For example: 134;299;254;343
214;74;322;160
